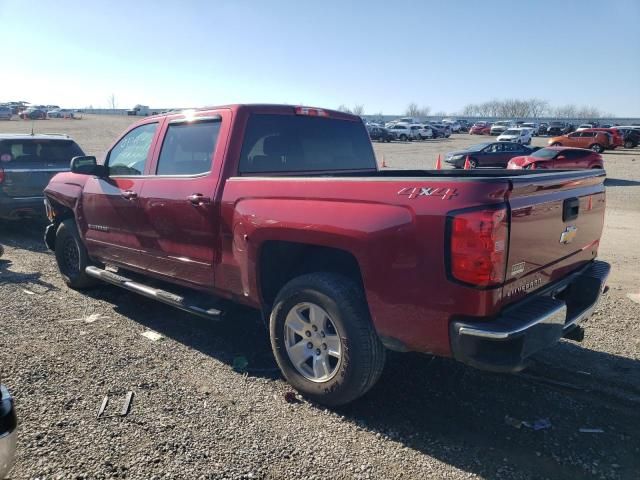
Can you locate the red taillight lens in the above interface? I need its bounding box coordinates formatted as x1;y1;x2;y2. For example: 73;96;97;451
294;106;329;117
450;208;508;286
0;167;4;184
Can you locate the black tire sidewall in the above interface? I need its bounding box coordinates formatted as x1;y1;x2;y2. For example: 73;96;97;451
55;220;94;289
270;274;380;406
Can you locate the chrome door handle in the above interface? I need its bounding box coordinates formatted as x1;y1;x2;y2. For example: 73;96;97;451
122;190;138;200
188;193;210;206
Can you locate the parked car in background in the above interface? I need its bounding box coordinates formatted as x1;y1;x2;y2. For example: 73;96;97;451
521;122;539;135
469;121;492;135
590;128;623;150
490;120;515;136
427;122;451;138
387;123;416;141
457;119;471;132
445;141;535;168
417;125;434;139
496;128;532;145
442;119;461;132
538;122;549;135
47;109;75;119
0;134;84;219
367;126;394;142
0;107;12;121
616;127;640;148
508;147;603;170
18;108;47;120
548;129;611;153
547;122;574;136
576;123;595;131
0;382;17;479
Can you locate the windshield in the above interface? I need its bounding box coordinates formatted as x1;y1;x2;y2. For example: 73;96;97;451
495;121;510;126
502;129;520;135
522;123;535;127
531;148;559;159
238;114;376;174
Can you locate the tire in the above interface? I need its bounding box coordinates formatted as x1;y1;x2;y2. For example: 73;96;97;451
624;140;634;149
54;219;98;289
468;158;477;168
399;134;407;141
589;143;604;153
269;273;386;406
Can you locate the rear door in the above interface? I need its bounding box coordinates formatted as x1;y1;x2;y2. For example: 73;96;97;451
136;111;229;289
81;121;162;267
504;171;605;303
0;138;81;198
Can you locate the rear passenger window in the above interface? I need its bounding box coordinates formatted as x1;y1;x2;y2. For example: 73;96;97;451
156;121;220;175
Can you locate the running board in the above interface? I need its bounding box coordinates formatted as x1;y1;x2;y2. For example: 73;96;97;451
85;266;222;320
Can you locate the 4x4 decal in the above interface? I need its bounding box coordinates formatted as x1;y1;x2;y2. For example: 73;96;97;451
397;186;458;200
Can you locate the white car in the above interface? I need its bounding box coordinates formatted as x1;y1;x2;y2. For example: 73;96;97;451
490;120;516;136
416;124;434;139
576;123;595;131
442;119;461;132
388;123;418;141
521;122;539;135
497;128;532;145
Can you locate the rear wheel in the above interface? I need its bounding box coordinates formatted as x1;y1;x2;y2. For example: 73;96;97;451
624;140;634;149
468;158;478;168
55;220;98;289
399;134;407;141
590;143;604;153
270;273;386;406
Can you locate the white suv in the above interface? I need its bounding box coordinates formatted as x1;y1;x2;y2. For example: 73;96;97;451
490;120;516;136
388;123;418;141
497;127;532;145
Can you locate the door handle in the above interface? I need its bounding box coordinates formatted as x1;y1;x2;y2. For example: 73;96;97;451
121;190;138;200
188;193;211;206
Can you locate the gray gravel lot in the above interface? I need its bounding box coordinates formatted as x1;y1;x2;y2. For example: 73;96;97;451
1;116;639;479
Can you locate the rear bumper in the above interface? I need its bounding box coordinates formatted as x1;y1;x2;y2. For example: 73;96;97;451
0;385;17;479
0;195;45;219
450;260;610;373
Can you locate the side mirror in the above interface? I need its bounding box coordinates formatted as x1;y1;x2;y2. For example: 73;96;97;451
70;156;105;176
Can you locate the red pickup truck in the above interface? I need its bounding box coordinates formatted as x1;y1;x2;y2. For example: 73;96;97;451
43;105;610;406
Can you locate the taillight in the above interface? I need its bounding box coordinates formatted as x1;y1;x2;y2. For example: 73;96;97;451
0;167;4;184
294;106;329;117
449;207;508;286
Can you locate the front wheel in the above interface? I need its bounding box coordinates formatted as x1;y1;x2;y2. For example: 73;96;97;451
54;220;98;289
269;273;386;406
590;143;604;153
399;134;407;141
624;140;634;149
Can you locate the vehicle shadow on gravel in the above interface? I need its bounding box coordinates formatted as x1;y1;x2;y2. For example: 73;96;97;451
605;178;640;187
84;286;640;478
0;218;50;253
0;258;58;292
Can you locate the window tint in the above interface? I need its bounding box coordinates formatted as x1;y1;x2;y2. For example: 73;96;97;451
564;150;584;160
156;121;220;175
503;143;519;151
0;140;84;165
108;123;157;176
239;114;376;174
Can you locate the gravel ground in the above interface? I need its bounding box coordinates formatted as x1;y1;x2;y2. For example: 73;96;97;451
1;116;639;479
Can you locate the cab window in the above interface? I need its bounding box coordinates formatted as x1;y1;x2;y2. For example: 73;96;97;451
155;120;221;175
107;123;158;176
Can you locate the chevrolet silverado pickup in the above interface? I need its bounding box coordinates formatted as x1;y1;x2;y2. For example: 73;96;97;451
43;105;609;406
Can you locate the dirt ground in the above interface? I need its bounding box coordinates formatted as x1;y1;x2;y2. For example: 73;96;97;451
1;115;639;479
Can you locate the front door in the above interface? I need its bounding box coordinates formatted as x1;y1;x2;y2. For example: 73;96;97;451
136;112;227;289
82;121;162;267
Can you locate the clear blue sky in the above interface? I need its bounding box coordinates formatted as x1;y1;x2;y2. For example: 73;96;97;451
1;0;639;116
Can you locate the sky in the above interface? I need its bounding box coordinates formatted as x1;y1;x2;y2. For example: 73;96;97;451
1;0;639;116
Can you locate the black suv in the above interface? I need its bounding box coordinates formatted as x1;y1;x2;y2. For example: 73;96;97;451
0;134;84;220
367;126;394;142
546;122;574;136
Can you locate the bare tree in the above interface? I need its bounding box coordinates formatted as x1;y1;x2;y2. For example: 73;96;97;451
555;104;577;119
405;102;421;117
108;94;117;110
433;111;447;119
352;104;365;116
337;104;352;114
527;98;549;118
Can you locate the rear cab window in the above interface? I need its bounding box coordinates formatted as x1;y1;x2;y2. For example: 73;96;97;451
238;114;376;174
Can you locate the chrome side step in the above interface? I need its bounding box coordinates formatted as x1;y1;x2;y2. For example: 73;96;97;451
85;266;222;320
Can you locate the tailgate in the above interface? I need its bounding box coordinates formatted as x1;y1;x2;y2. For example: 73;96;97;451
1;163;68;198
503;170;605;302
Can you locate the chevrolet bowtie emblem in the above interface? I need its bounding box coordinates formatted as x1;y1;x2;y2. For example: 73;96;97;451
560;226;578;244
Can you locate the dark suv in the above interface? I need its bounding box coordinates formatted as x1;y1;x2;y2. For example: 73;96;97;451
0;134;84;219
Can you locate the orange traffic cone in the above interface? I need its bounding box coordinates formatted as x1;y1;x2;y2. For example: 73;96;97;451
381;154;387;168
435;154;442;170
463;155;471;170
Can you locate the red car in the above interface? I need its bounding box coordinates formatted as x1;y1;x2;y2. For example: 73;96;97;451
590;128;623;149
469;121;492;135
507;147;604;170
43;104;609;405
